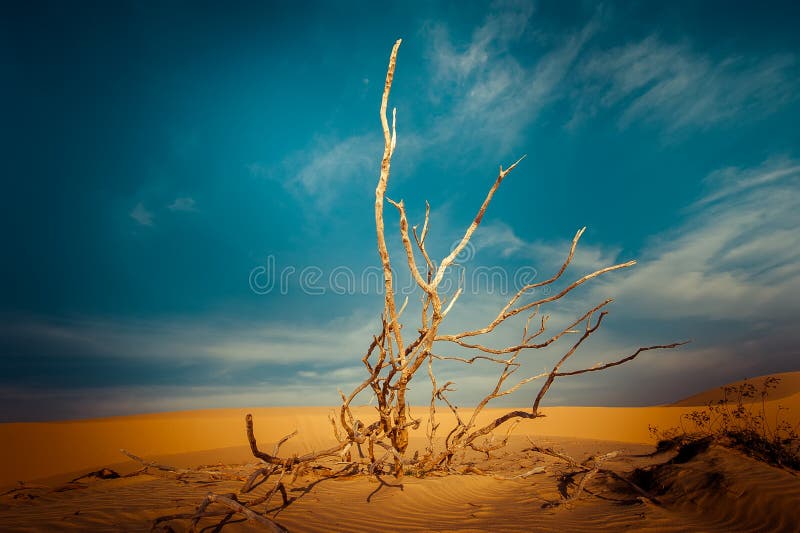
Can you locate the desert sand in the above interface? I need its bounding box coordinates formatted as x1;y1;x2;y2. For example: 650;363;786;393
1;373;798;532
670;371;800;406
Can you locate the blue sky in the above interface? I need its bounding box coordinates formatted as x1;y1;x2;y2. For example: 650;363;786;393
2;1;799;421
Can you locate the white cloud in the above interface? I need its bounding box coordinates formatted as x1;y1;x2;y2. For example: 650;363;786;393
0;313;381;420
472;220;622;274
429;0;535;82
283;133;381;209
422;10;796;145
471;220;527;258
297;366;362;382
275;2;594;209
12;154;800;418
168;197;197;212
589;158;800;321
272;8;798;218
130;202;154;226
2;312;379;365
0;384;343;421
422;157;800;406
424;5;597;152
694;157;800;207
572;36;796;131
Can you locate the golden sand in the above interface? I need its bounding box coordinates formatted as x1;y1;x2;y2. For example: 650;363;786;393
1;373;798;531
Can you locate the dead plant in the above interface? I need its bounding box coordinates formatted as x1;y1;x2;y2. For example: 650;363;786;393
150;39;684;531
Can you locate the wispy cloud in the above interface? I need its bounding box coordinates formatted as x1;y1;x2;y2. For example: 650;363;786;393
0;383;343;421
278;3;597;208
423;7;797;149
436;157;800;404
593;158;800;321
472;220;622;274
424;4;597;153
168;197;197;212
7;158;799;419
571;36;796;131
693;156;800;207
281;133;381;210
130;202;154;226
1;313;378;366
0;313;380;420
428;1;535;84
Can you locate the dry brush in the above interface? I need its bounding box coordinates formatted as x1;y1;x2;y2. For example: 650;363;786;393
150;39;684;531
326;37;683;477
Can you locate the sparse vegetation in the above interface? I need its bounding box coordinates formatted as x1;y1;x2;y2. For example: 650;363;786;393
650;377;800;470
148;40;684;531
319;39;682;479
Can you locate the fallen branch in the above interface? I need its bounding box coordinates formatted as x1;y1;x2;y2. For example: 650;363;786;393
120;449;184;474
493;466;547;480
0;482;51;497
190;492;288;533
246;414;348;468
526;438;661;505
70;468;120;483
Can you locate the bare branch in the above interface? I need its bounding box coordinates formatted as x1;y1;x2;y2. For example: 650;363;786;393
272;430;298;457
438;238;634;342
431;353;515;365
555;341;691;377
431;155;526;289
387;197;434;294
242;465;277;494
120;449;183;474
438;299;613;355
464;410;544;447
532;309;608;414
246;468;291;508
375;38;405;365
192;492;287;533
246;414;347;467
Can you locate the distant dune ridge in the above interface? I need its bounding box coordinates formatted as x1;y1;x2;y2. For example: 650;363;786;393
670;371;800;406
1;372;798;531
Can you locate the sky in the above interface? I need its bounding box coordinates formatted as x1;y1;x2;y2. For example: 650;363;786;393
2;0;799;422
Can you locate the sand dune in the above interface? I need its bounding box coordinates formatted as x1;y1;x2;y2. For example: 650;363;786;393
636;442;800;532
671;371;800;406
1;372;798;531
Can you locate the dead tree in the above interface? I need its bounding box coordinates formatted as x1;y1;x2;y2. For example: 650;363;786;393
153;38;683;530
326;39;685;477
